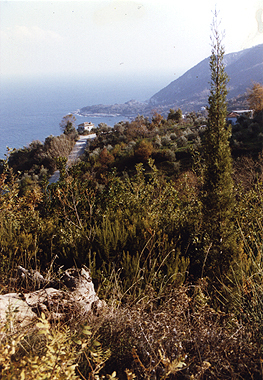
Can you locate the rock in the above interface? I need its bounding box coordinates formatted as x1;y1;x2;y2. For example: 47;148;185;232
0;293;37;328
0;267;106;328
16;265;47;289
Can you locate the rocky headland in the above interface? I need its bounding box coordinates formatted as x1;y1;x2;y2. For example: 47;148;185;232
75;99;150;118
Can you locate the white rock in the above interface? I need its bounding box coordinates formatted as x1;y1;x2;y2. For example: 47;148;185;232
0;267;106;328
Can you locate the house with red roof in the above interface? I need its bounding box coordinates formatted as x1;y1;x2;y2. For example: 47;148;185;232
226;110;253;125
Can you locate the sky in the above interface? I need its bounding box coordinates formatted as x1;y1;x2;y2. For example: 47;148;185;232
0;0;262;81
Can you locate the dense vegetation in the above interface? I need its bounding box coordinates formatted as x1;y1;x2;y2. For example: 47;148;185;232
1;29;263;378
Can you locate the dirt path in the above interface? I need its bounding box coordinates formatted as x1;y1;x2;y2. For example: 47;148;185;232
48;133;96;184
67;134;96;167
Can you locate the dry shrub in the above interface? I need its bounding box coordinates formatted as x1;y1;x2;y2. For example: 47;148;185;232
134;140;153;162
233;156;258;191
93;282;261;380
44;134;76;161
99;148;115;168
1;266;262;379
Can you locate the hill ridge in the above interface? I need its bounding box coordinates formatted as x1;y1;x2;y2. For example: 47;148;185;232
149;44;263;111
77;44;263;117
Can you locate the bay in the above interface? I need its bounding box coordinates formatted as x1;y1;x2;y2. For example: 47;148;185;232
0;73;170;159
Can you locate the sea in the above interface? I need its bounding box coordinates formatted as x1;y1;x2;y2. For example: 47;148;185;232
0;73;171;159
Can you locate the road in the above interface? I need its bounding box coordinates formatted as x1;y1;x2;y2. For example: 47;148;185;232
48;133;96;184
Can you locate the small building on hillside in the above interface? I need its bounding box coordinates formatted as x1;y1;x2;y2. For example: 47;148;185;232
226;110;253;125
77;122;95;134
226;112;239;125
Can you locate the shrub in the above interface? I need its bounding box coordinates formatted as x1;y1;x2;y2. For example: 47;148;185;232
161;135;171;147
95;282;260;380
98;148;115;168
177;136;188;148
163;149;176;162
0;313;111;380
134;140;153;162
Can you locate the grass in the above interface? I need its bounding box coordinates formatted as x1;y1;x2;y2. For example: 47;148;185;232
1;257;263;379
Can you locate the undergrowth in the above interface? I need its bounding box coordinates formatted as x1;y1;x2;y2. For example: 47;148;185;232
0;312;113;380
91;281;261;380
1;249;263;379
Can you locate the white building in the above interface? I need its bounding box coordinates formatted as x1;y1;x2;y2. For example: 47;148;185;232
77;122;95;134
226;110;253;125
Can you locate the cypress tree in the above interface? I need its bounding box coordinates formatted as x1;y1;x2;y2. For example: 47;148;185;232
202;13;236;278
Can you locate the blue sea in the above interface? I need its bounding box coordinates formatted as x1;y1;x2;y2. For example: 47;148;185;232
0;73;171;159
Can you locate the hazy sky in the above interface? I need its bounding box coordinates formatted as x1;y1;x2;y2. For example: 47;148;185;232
0;0;262;80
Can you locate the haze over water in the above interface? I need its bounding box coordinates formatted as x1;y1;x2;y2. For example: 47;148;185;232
1;1;260;159
0;73;171;159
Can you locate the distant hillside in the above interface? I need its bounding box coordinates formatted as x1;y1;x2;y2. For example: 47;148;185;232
77;44;263;117
76;99;148;119
149;44;263;112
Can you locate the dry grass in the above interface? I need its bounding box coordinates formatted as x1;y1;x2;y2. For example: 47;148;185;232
88;281;262;380
1;266;263;379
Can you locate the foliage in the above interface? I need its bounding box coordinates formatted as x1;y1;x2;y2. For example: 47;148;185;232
0;313;110;380
0;159;43;279
201;13;236;279
247;82;263;115
99;148;115;168
167;108;182;123
2;19;263;380
59;113;77;136
95;282;260;379
134;140;153;162
5;132;77;180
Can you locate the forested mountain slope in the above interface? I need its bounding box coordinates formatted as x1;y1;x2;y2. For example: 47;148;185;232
149;44;263;111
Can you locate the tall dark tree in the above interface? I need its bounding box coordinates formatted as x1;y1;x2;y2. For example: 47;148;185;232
201;12;236;278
